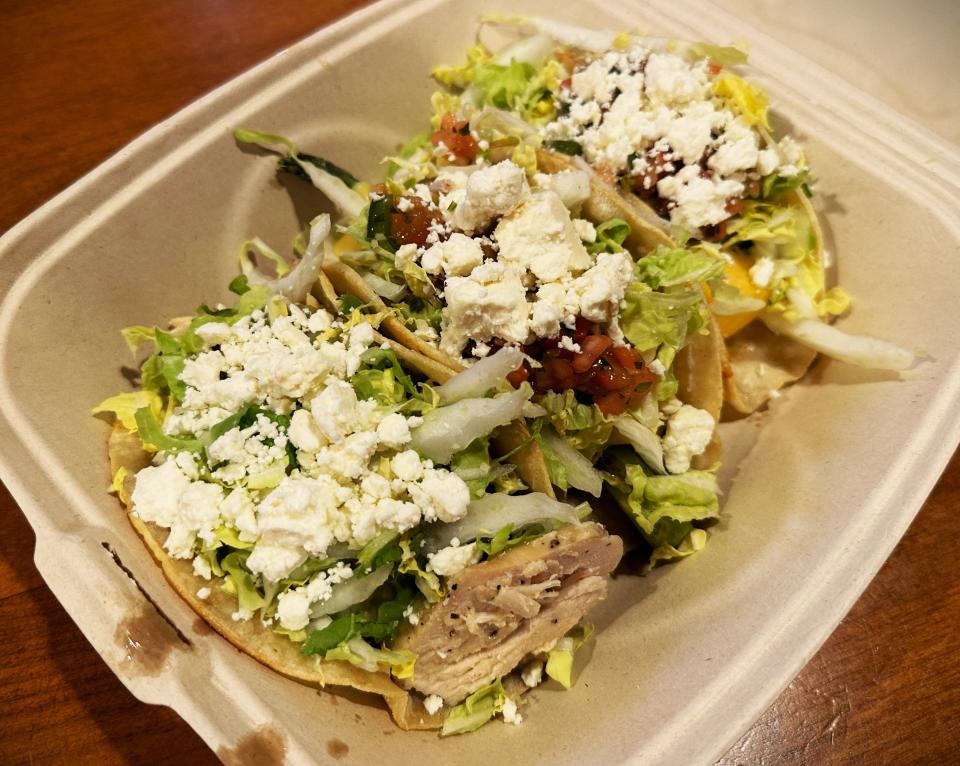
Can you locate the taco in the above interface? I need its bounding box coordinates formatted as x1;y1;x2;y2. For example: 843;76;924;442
94;253;623;734
235;123;731;565
427;17;915;412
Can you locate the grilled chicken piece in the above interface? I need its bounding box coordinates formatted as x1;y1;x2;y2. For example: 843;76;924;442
393;522;623;704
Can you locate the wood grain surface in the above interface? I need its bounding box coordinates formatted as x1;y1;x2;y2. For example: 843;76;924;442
1;2;957;764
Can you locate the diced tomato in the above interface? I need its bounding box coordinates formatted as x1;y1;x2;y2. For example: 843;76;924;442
554;49;587;78
571;315;596;342
543;358;576;388
725;197;745;216
595;391;631;417
590;369;628;392
431;113;478;165
596;165;619;186
571;335;612;372
610;345;638;369
708;62;722;75
630;151;673;199
390;196;443;247
507;364;529;388
521;320;657;414
702;220;728;241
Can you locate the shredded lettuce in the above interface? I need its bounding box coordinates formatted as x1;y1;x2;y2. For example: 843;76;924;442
385;130;434;186
511;141;539;175
648;528;708;567
246;460;288;490
724;202;848;321
473;59;541;111
135;289;269;401
633;245;725;288
474;523;544;558
684;41;749;66
278;151;360;189
351;347;417;406
108;466;132;505
120;325;157;355
92;390;164;434
707;278;767;316
362;271;407;301
441;678;508;736
545;622;595;688
221;551;267;612
537;429;568;491
357;533;399;572
606;449;720;565
430;91;463;130
134;407;203;453
398;537;444;603
432;44;492;88
586;218;631;255
433;39;566;125
537;390;613;461
713;73;770;129
401;259;441;304
325;636;416;679
479;15;619;53
620;283;707;353
611;414;666;474
761;170;809;201
238;214;330;303
537;426;603;497
213;525;255;551
451;438;506;499
301;583;415;656
237;236;290;278
470;105;539;142
618;246;716;353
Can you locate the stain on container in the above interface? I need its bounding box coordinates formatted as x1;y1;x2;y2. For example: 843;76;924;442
114;605;184;676
192;616;215;636
326;738;350;760
104;541;191;676
217;725;286;766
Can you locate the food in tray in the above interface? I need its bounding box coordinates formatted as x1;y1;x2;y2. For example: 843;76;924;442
94;14;915;735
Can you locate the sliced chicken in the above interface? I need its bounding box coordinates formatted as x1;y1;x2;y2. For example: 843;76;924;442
393;522;623;704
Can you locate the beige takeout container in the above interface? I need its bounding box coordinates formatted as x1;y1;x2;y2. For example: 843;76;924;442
1;0;959;763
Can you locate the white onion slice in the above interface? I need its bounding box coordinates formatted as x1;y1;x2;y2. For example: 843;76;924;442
763;312;916;371
435;346;524;405
241;214;330;304
292;158;366;220
310;564;391;618
424;492;581;552
612;415;666;474
540;427;603;497
410;388;528;464
362;272;407;301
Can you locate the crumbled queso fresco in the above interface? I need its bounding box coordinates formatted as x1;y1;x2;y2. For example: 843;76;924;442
130;306;471;627
543;46;803;231
397;160;635;359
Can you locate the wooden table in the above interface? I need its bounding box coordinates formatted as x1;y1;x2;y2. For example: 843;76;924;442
1;2;957;763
